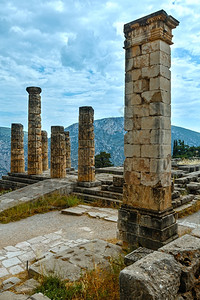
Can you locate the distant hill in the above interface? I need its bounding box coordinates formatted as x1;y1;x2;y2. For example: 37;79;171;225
1;118;200;177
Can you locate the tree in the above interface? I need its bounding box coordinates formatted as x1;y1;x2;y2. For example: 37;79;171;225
95;151;113;168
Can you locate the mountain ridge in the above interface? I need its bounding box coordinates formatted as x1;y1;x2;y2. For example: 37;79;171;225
1;117;200;177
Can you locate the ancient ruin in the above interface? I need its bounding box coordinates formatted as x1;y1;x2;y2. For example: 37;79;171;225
118;10;180;249
64;131;71;169
78;106;95;183
10;123;25;173
27;87;42;175
41;130;48;171
50;126;66;178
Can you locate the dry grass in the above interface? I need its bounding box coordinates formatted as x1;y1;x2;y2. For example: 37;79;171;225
177;158;200;165
34;256;124;300
0;193;81;224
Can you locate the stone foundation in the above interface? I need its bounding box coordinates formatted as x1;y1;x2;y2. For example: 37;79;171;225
10;123;25;173
118;204;178;250
50;126;66;178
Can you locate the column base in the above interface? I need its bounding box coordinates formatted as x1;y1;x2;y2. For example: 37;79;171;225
118;204;178;250
78;180;101;187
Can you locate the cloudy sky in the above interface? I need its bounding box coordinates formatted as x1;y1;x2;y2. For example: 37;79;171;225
0;0;200;134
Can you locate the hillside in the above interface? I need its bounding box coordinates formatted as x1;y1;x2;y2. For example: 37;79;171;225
1;118;200;177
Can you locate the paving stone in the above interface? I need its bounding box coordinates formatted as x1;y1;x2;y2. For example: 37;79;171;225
103;215;118;222
15;241;31;250
0;291;27;300
43;233;61;241
2;276;21;290
27;236;46;244
0;267;9;278
61;206;88;216
4;246;18;252
28;293;51;300
15;278;39;294
9;264;24;275
2;257;21;268
87;211;108;218
29;239;122;281
6;251;24;259
18;251;35;262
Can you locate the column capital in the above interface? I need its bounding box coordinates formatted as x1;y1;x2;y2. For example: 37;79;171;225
124;10;179;47
26;86;42;94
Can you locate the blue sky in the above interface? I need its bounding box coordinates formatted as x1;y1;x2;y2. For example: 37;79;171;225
0;0;200;134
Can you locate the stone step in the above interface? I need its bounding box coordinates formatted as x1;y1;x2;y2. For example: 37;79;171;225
74;186;123;200
73;192;122;205
0;179;28;190
101;185;123;194
2;175;38;185
8;172;49;181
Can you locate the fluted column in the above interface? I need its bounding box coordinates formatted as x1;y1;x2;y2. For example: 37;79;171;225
10;123;25;173
51;126;66;178
64;131;71;169
27;86;42;175
42;130;48;171
78;106;95;182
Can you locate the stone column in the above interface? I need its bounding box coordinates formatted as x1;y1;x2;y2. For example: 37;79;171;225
78;106;95;183
42;130;48;171
51;126;66;178
118;10;179;250
10;123;25;173
64;131;71;169
27;86;42;175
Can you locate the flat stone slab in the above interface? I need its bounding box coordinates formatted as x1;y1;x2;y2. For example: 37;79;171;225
0;176;77;213
29;239;122;281
0;291;50;300
61;205;118;222
124;247;154;266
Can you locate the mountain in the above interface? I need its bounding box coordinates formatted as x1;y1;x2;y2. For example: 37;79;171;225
1;118;200;177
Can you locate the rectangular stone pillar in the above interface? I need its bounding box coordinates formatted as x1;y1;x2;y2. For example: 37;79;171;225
27;87;42;175
51;126;66;178
118;10;179;250
42;130;48;171
10;123;25;173
64;131;71;169
78;106;95;183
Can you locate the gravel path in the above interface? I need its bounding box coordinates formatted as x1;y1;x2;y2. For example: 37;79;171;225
0;210;117;248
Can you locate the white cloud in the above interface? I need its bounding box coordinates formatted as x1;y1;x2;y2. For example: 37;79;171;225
0;0;200;134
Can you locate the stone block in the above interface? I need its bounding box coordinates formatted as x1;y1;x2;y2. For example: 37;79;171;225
160;234;200;293
150;50;171;68
126;46;141;58
141;116;171;130
132;104;150;117
124;144;141;158
125;58;134;72
150;76;170;92
142;90;170;104
124;118;133;131
142;40;171;55
133;54;149;68
125;93;142;106
131;69;142;80
150;158;171;173
132;158;150;172
141;144;171;158
149;102;171;116
132;130;151;144
150;129;171;144
124;171;141;185
120;251;181;300
125;82;133;95
133;79;149;93
124;247;154;266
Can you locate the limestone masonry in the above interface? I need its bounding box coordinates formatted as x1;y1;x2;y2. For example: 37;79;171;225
41;130;48;171
27;87;42;175
78;106;95;182
50;126;66;178
10;124;25;174
118;10;180;249
64;131;71;169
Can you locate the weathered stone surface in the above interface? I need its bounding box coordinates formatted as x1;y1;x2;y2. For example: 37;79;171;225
160;234;200;293
28;293;51;300
0;291;27;300
14;278;39;294
78;106;95;182
64;131;71;169
120;251;181;300
124;247;154;266
29;239;122;281
10;124;25;173
27;87;42;175
51;126;66;178
41;130;48;171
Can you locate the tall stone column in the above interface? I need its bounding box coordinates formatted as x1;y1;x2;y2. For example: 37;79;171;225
78;106;95;183
42;130;48;171
118;10;179;250
27;87;42;175
51;126;66;178
64;131;71;169
10;123;25;173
